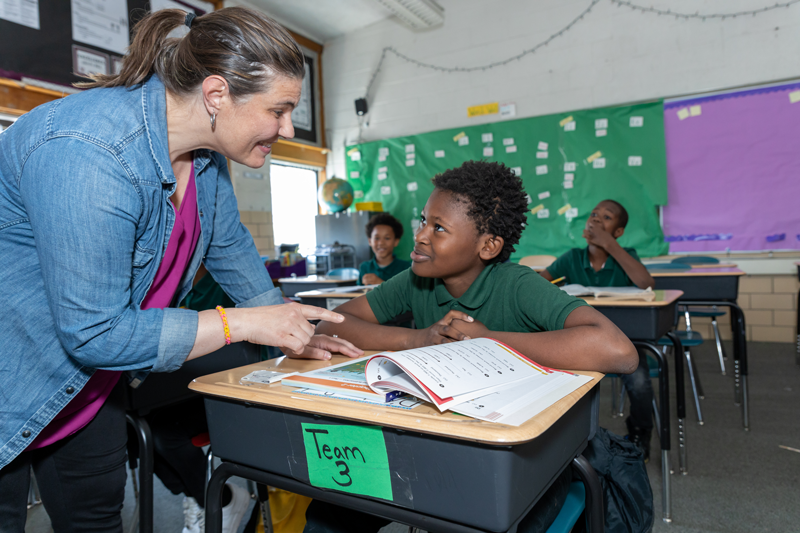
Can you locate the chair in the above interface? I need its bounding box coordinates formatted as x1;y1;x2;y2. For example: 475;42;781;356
671;255;720;265
326;267;359;279
519;255;557;269
658;331;705;424
645;262;692;271
544;481;586;533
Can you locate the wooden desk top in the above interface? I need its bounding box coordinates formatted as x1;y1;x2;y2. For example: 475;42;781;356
296;288;369;299
581;289;683;307
278;275;358;284
650;267;744;277
189;353;602;446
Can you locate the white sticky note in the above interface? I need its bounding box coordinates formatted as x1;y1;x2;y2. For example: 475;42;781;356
379;154;387;162
350;151;361;161
564;121;576;132
350;171;359;178
538;191;550;200
596;129;607;137
381;186;391;195
378;166;388;173
407;182;418;192
564;173;574;181
595;118;608;129
628;156;642;166
689;105;701;116
537;209;550;219
525;194;532;204
538;141;549;150
677;108;690;120
405;144;415;153
379;147;389;157
563;181;574;189
483;147;494;157
482;133;493;143
565;207;578;219
458;136;470;146
789;91;800;103
512;167;522;177
564;162;576;172
435;150;445;158
378;172;388;181
406;159;415;167
354;190;364;199
536;151;548;159
503;138;515;146
506;145;517;153
499;103;516;118
593;158;606;169
536;165;548;175
630;116;644;127
406;153;415;160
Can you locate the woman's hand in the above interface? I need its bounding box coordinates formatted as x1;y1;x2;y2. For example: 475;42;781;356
286;334;364;361
411;310;474;347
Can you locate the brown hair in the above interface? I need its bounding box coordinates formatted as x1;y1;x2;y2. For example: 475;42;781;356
76;7;305;99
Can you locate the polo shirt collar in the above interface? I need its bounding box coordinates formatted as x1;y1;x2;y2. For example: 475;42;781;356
434;263;497;310
582;247;614;272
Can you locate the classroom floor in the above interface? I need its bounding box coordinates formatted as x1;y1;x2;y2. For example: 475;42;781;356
24;341;800;533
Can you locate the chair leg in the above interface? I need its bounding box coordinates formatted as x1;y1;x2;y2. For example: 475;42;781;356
256;483;274;533
205;448;215;512
712;317;727;375
617;383;626;418
27;468;42;509
610;377;619;417
684;309;692;332
685;349;704;425
652;397;661;441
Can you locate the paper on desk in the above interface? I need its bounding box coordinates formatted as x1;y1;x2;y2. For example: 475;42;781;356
294;388;423;409
316;285;376;294
240;370;299;385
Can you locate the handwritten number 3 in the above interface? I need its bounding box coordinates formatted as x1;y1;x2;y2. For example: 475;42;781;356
332;461;353;486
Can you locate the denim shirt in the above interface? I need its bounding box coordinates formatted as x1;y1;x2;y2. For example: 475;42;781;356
0;75;282;468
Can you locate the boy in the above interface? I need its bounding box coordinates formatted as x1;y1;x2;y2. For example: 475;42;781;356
358;213;410;285
541;200;657;460
312;161;637;532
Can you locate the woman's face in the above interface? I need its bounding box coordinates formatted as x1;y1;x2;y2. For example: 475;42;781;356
217;75;303;168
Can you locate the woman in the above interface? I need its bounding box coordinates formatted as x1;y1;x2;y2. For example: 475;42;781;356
0;7;359;530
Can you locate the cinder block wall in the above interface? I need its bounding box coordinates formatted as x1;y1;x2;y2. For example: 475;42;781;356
239;210;275;256
680;275;799;343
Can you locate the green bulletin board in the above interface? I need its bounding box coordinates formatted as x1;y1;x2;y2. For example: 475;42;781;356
344;101;668;261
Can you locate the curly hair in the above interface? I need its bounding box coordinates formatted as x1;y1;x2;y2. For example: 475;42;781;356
365;213;404;240
431;161;528;263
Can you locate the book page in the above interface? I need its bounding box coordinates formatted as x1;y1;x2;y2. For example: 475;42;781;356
560;284;592;296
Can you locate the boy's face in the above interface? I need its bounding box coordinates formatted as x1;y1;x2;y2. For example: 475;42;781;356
369;224;399;262
411;189;495;279
586;201;625;239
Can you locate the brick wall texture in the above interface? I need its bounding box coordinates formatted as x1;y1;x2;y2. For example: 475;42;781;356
239;210;275;256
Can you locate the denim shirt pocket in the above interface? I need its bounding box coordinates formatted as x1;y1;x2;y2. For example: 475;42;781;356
132;243;156;282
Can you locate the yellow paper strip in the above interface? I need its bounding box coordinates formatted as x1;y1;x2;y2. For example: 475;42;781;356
558;203;572;216
346;147;359;155
559;116;574;127
530;204;545;215
789;91;800;104
586;151;602;163
467;102;499;118
677;108;690;120
453;131;466;141
689;105;702;116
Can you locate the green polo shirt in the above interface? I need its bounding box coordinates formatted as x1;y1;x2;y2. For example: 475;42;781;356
358;255;411;285
546;247;640;287
366;262;588;331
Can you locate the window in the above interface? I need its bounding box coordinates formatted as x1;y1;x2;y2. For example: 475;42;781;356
269;163;318;255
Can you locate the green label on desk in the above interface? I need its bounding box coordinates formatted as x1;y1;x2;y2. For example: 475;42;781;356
301;423;393;501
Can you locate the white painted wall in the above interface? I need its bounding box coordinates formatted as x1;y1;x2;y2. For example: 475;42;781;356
322;0;800;178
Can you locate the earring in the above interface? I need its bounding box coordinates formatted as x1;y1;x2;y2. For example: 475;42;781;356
210;113;216;131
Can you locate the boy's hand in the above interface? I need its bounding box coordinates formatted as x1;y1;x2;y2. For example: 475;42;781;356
362;273;384;285
583;222;616;250
413;310;474;346
450;318;490;339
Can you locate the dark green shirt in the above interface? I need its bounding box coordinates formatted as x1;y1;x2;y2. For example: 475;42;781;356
366;262;588;331
546;247;641;287
358;256;411;285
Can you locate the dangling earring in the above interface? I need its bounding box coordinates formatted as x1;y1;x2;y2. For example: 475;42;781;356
210;113;216;131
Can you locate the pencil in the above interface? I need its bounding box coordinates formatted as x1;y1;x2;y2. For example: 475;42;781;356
551;276;565;284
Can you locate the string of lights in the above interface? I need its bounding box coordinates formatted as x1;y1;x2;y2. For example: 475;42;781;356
610;0;800;20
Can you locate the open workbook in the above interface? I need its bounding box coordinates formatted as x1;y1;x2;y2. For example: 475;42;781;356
560;284;655;301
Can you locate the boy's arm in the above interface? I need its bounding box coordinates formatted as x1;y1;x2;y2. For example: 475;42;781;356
583;226;655;289
540;269;554;281
450;306;638;374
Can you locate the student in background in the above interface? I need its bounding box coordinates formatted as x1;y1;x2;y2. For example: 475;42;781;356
358;213;411;285
541;200;657;460
315;162;637;533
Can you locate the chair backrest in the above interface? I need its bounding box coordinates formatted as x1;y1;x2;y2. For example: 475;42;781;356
519;255;557;268
645;262;692;271
671;255;720;265
327;267;360;279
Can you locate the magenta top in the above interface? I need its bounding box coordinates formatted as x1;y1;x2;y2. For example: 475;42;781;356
29;160;202;450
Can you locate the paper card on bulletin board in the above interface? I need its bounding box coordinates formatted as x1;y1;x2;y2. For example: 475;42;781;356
663;81;800;252
345;101;668;260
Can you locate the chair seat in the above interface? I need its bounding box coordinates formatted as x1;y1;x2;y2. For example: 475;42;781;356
191;432;211;448
658;330;704;347
545;481;586;533
671;255;720;265
646;262;692;271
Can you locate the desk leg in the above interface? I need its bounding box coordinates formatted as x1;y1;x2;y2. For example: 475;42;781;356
730;304;750;430
633;342;671;523
125;414;154;533
206;462;235;533
572;455;604;533
665;331;687;475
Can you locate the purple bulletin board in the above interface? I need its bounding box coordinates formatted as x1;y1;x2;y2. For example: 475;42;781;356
662;82;800;252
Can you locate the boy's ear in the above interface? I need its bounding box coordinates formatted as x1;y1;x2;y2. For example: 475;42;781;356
613;226;625;239
479;235;505;261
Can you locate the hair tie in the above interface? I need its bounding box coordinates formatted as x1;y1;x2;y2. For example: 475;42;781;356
184;12;196;29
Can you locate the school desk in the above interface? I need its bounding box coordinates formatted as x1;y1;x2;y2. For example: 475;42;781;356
278;275;359;297
651;267;750;430
189;354;605;533
296;287;369;310
580;289;684;523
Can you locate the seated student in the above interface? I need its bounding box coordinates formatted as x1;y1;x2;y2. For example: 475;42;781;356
313;161;638;533
358;213;411;285
541;200;657;460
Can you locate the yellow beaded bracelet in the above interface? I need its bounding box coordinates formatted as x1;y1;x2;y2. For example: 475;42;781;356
216;305;231;345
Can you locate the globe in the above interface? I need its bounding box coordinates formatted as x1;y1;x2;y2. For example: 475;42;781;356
318;177;355;213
